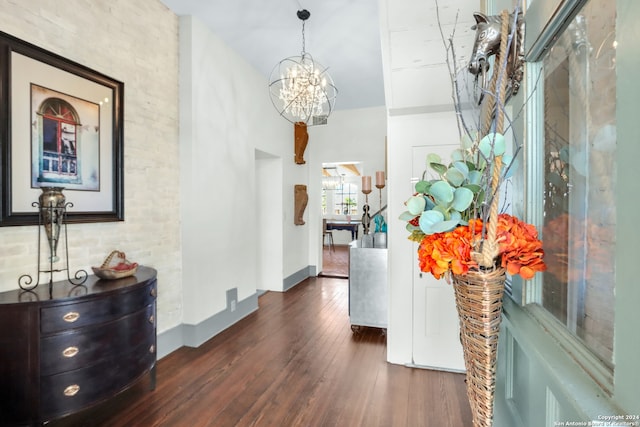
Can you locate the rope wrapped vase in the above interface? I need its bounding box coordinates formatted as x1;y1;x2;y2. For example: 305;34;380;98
452;267;506;427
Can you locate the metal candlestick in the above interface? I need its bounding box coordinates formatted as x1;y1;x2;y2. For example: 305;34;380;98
376;186;385;215
375;174;386;228
361;193;371;235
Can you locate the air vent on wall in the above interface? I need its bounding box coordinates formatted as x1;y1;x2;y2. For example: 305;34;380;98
312;115;328;126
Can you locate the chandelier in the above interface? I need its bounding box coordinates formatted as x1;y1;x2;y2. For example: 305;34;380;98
268;9;337;126
322;169;344;190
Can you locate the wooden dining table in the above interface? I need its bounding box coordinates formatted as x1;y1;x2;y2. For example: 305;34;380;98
325;219;361;241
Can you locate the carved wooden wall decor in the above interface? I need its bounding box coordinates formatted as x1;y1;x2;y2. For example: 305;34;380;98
294;184;308;225
294;122;308;165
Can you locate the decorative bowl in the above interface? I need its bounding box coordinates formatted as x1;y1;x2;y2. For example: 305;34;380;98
92;250;138;280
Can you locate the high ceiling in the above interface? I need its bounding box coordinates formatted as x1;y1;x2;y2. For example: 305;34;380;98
159;0;386;111
158;0;480;112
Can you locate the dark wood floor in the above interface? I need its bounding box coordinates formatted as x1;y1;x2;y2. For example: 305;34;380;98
50;277;472;427
320;244;349;278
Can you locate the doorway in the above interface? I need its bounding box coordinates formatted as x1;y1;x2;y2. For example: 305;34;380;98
320;161;363;278
255;149;283;290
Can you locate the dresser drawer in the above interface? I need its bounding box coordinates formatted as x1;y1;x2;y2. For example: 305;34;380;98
40;341;156;419
41;303;155;376
41;279;156;334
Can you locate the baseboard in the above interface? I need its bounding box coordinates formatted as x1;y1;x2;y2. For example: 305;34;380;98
283;265;315;291
157;268;316;359
157;291;258;358
157;323;184;359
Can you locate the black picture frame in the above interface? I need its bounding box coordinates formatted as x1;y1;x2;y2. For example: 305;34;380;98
0;30;124;226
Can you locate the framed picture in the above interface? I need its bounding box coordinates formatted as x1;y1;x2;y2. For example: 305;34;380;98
0;30;124;226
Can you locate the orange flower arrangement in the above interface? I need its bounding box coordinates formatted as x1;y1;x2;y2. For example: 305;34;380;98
417;213;546;280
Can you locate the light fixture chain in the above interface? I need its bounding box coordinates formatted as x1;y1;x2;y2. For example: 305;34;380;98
301;19;306;56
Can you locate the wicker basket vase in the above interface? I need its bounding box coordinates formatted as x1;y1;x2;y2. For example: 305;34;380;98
452;267;506;427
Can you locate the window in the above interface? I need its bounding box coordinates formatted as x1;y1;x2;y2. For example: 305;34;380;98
535;0;616;366
333;183;358;215
321;184;359;216
321;191;328;215
321;163;362;216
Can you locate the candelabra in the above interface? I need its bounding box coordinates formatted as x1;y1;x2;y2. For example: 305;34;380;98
375;171;385;214
374;171;387;248
361;176;372;235
18;187;87;296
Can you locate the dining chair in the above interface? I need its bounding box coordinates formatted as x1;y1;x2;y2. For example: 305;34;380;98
322;219;335;252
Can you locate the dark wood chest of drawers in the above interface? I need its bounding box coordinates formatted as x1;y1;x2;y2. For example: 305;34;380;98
0;266;157;426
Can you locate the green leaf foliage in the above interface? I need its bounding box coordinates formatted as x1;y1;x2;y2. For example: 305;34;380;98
468;170;483;185
419;210;445;234
501;154;519;179
415;180;430;194
406;195;426;215
400;130;515;236
430;219;462;233
452;161;470;176
445;167;465;187
426;153;442;165
429;181;454;205
452;187;474;211
430;162;448;176
399;211;417;221
479;132;506;158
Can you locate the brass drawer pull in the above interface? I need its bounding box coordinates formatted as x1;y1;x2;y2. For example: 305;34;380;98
150;287;157;298
149;344;155;354
62;311;80;323
63;384;80;397
149;314;154;324
62;346;79;358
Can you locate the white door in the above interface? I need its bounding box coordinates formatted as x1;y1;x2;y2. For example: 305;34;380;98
411;144;465;371
412;264;465;370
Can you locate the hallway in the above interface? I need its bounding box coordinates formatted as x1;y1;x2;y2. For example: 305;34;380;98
50;276;472;426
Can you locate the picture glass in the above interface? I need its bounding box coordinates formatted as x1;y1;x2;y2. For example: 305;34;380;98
10;51;114;214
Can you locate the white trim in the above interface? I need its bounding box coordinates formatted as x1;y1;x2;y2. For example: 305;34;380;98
523;61;544;306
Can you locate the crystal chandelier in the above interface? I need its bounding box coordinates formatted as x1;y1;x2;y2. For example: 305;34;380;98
322;172;343;190
268;9;337;126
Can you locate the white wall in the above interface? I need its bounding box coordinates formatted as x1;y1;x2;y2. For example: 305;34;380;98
178;16;295;324
0;0;183;332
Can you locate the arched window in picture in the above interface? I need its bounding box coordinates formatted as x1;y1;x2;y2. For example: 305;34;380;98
38;97;80;182
32;84;101;191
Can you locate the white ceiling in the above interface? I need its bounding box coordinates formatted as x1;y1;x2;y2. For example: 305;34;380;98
158;0;480;112
382;0;478;111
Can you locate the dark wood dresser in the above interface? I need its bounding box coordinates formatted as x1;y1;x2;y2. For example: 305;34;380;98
0;266;157;426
